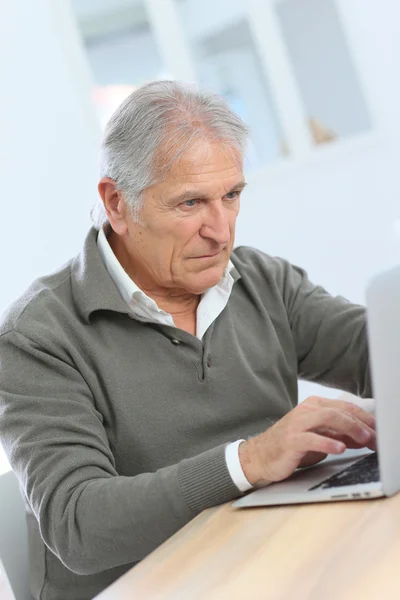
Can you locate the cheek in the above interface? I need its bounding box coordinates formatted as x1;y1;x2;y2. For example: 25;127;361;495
229;211;238;234
176;220;203;248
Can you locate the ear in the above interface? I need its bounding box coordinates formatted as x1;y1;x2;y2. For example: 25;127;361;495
98;177;129;235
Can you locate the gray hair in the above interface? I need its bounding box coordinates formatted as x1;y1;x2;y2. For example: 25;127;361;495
92;80;249;228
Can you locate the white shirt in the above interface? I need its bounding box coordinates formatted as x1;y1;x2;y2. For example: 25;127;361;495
97;228;253;492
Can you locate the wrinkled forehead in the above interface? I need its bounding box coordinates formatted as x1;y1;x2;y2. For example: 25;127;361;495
162;141;243;187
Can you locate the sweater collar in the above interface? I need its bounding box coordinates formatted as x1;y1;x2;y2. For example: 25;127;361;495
71;227;132;323
71;227;241;323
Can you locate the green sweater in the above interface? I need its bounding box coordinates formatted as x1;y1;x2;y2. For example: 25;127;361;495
0;228;371;600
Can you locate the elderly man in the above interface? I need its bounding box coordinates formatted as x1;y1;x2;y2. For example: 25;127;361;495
0;81;375;600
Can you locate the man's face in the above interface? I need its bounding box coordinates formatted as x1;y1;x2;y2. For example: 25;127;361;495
123;142;245;295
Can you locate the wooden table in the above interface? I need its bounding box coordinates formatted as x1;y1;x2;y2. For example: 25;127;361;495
95;492;400;600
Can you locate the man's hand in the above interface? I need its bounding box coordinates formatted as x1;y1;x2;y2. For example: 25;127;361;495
239;396;376;487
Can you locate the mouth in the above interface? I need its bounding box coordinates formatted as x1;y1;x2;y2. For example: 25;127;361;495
189;248;224;260
192;251;222;260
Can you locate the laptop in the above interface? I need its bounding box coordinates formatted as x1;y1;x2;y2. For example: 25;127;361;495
233;265;400;508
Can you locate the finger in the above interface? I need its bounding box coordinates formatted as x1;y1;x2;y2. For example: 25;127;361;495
293;431;346;456
331;400;376;430
310;397;376;430
304;407;375;446
327;409;376;446
299;451;328;468
320;429;377;452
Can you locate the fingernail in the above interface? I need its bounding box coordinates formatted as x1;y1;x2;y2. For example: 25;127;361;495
359;429;371;442
335;442;345;453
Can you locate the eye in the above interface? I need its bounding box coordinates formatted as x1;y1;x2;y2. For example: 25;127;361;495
225;191;240;200
183;199;198;208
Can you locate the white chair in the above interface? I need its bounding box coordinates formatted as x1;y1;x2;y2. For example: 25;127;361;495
0;470;33;600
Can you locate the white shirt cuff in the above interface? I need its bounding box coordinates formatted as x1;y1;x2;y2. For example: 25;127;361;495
225;439;253;493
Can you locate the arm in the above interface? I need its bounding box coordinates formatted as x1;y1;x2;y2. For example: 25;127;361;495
0;329;239;576
280;260;372;397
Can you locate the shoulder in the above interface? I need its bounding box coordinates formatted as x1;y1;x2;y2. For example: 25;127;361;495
231;245;283;269
230;246;313;310
0;261;74;340
231;246;301;286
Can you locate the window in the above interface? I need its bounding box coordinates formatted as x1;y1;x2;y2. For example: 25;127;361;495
72;0;374;163
276;0;372;144
178;0;284;167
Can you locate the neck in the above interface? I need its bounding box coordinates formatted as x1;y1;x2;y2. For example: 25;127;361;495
148;291;199;337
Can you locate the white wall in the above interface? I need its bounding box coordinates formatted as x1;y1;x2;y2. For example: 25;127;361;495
0;0;100;317
0;0;100;473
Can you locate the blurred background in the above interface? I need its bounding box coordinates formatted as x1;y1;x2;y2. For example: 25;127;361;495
1;0;400;473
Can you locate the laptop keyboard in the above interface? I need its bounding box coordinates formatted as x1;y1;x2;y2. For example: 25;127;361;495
309;452;379;491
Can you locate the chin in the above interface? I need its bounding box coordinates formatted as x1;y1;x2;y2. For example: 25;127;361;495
187;267;226;294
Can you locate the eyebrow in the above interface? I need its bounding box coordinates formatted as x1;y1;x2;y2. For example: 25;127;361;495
169;180;247;205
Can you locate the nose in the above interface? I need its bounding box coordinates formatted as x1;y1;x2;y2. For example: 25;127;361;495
200;202;231;245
